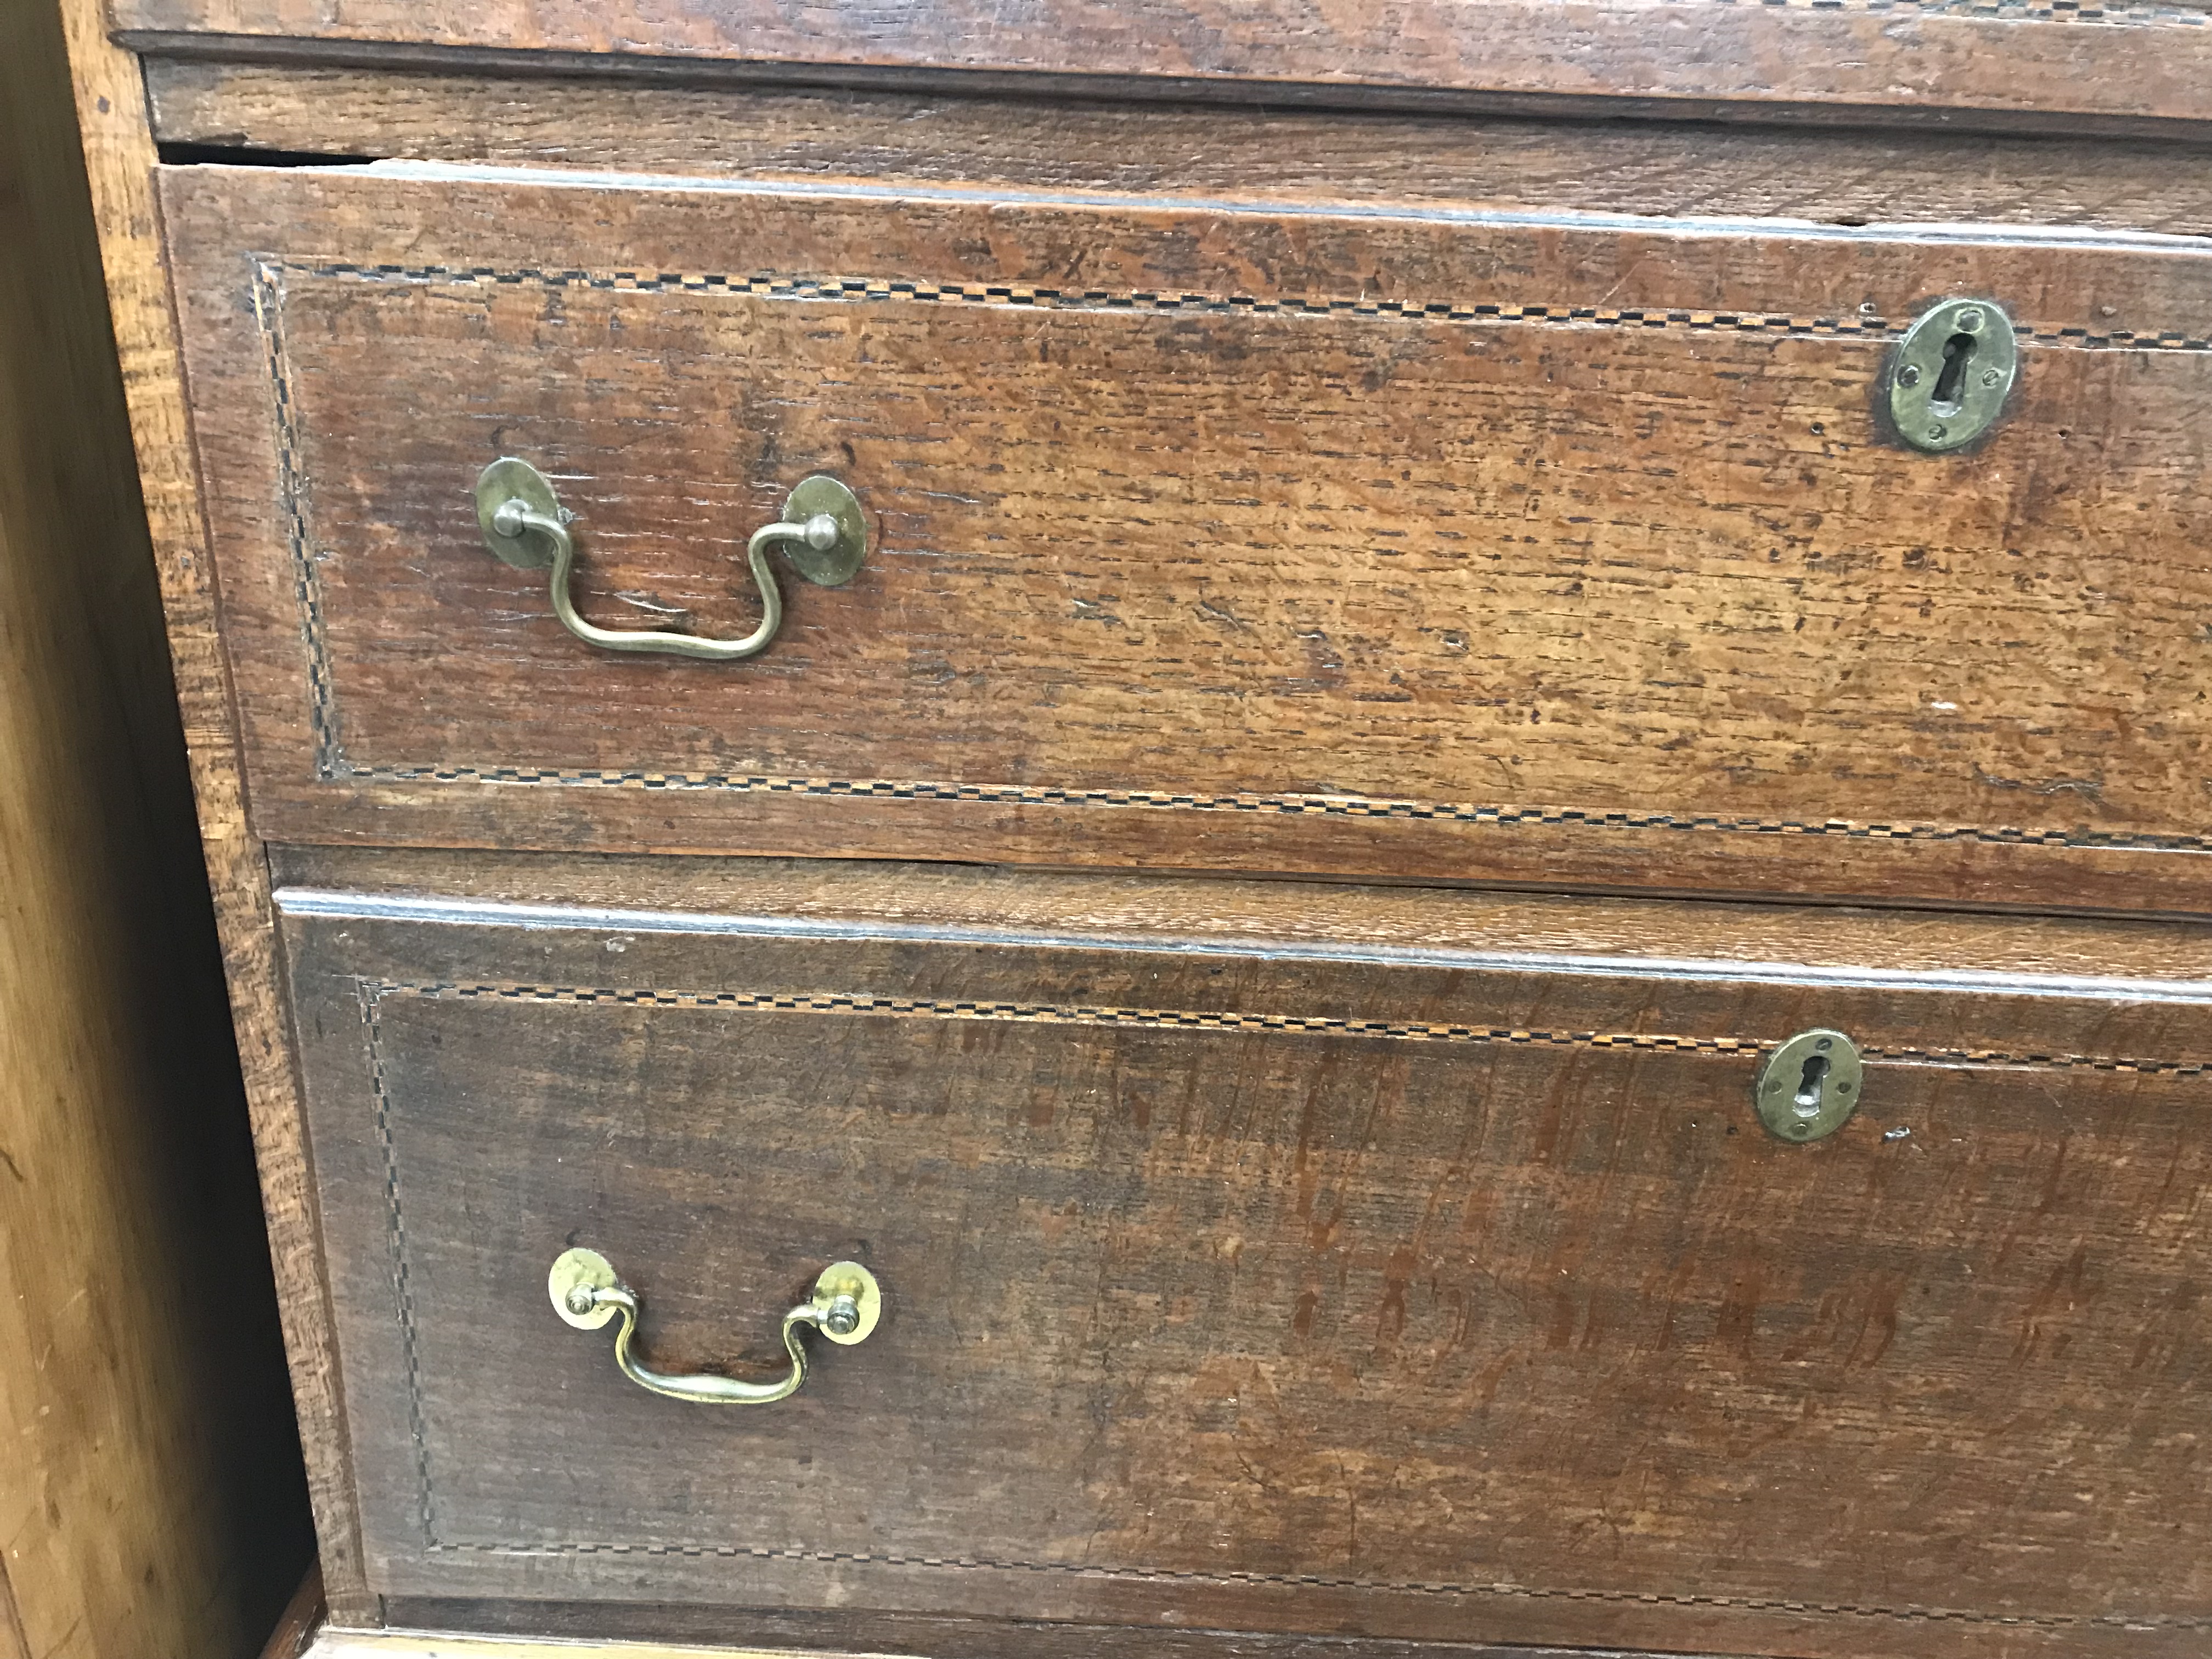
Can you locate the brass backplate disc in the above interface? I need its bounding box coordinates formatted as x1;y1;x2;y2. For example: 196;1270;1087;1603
1886;298;2018;454
548;1246;620;1329
781;475;869;587
810;1261;882;1345
476;456;562;569
1754;1029;1864;1143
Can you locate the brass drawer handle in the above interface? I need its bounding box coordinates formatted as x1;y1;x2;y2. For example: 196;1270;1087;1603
475;458;867;661
548;1246;881;1404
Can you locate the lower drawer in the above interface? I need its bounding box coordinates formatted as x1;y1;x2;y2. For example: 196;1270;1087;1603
280;861;2212;1657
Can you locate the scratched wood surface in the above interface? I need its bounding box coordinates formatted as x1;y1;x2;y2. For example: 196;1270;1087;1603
310;1613;1803;1659
271;844;2212;990
165;165;2212;913
108;0;2212;136
145;65;2212;238
283;877;2212;1657
359;1599;1877;1659
321;1600;1893;1659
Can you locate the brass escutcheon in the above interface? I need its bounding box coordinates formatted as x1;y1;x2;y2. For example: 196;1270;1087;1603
1753;1029;1864;1143
1886;298;2018;453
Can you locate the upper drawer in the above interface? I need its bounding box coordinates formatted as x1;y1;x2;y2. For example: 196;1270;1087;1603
166;164;2212;912
109;0;2212;136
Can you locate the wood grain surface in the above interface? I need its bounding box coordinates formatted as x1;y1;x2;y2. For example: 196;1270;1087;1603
165;164;2212;914
144;65;2212;239
55;0;374;1622
281;877;2212;1657
317;1610;1768;1659
271;844;2212;989
307;1632;897;1659
262;1568;328;1659
365;1597;1814;1659
1;0;313;1650
108;0;2212;136
72;2;2212;1651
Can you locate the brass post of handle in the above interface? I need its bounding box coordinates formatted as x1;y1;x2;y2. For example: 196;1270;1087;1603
476;458;868;661
548;1246;882;1405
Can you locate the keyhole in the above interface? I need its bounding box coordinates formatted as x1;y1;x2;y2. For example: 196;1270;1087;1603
1791;1053;1831;1119
1929;331;1977;414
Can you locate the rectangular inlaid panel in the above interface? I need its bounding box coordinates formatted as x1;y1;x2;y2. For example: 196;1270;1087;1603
283;882;2212;1657
167;166;2212;910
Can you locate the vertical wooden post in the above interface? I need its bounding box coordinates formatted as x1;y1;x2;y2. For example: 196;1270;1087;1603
0;0;329;1647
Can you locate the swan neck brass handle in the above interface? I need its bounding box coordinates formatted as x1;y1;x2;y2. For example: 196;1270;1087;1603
548;1246;881;1406
476;458;867;662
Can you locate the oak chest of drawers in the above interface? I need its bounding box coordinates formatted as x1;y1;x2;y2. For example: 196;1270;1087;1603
59;1;2212;1654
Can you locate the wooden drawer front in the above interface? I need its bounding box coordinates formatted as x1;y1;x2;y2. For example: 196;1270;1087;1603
282;881;2212;1657
171;166;2212;913
108;0;2212;134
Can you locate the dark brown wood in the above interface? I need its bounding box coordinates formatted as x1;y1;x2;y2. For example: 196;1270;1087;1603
383;1595;1758;1656
283;870;2212;1656
106;0;2212;137
81;4;2212;1649
259;1568;325;1659
165;164;2212;915
56;0;375;1624
271;844;2212;989
144;65;2212;239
